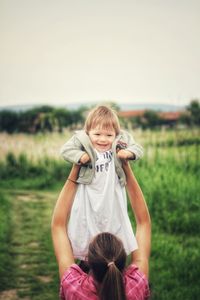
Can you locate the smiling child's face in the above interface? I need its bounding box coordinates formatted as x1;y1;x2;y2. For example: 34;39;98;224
88;127;116;152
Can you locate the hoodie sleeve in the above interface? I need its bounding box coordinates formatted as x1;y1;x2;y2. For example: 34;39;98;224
60;134;87;164
119;130;144;161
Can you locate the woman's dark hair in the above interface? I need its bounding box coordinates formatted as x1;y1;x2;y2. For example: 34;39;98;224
88;232;127;300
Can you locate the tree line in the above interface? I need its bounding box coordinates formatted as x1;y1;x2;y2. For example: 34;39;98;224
0;105;86;134
0;99;199;134
126;99;200;130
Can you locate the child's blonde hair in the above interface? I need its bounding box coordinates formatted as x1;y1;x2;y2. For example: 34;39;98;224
84;105;120;135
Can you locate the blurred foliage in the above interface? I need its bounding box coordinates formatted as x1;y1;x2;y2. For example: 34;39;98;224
0;99;199;134
0;105;87;134
181;99;200;126
137;110;164;129
0;152;72;189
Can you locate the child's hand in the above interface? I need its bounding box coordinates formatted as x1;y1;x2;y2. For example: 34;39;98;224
117;149;135;161
80;153;91;164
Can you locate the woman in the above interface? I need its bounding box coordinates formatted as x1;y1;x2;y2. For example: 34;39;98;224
51;162;151;300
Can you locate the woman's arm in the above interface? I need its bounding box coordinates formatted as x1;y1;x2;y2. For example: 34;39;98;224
123;163;151;278
51;165;80;279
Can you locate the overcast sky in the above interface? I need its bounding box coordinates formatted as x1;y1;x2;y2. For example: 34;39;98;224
0;0;200;107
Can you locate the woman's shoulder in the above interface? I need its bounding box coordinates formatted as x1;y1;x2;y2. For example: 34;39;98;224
125;264;146;277
124;264;150;299
61;264;86;281
60;264;97;299
61;263;96;287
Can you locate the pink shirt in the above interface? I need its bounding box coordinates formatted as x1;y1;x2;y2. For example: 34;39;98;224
60;264;150;300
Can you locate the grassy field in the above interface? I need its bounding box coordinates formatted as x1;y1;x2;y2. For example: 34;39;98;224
0;128;199;299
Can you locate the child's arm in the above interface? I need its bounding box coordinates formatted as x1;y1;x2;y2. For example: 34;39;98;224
123;162;151;278
51;165;80;279
117;130;143;161
60;135;90;164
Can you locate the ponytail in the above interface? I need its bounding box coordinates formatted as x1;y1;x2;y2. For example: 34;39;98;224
99;262;126;300
88;232;127;300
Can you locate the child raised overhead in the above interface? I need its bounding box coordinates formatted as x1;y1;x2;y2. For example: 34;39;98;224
60;105;143;260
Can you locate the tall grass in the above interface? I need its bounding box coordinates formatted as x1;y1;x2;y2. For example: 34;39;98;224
0;194;14;290
0;130;71;162
0;152;71;189
0;128;199;161
0;128;199;299
129;135;199;300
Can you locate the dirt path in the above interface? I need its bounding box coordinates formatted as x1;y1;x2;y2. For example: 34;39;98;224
0;190;59;300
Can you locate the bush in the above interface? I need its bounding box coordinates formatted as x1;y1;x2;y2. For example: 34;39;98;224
0;152;72;189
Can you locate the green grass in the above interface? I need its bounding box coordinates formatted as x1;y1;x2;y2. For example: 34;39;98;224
0;152;71;189
0;129;199;299
0;193;14;291
128;144;200;300
0;189;60;299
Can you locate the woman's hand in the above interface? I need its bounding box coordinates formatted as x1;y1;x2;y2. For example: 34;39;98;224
80;152;91;164
117;149;135;161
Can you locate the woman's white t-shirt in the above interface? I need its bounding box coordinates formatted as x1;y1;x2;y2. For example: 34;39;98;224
68;149;138;260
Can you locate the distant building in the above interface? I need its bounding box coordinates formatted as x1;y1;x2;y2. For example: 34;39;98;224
118;110;146;118
159;111;182;126
118;110;184;127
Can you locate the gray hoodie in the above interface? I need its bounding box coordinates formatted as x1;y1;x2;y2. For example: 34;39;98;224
60;130;143;186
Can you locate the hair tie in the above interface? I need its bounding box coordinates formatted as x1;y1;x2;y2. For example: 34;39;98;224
107;261;115;267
